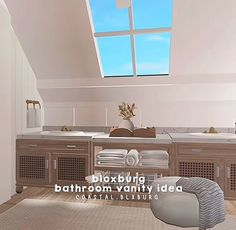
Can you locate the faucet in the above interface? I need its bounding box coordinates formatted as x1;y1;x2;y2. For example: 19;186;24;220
203;127;218;134
61;126;72;132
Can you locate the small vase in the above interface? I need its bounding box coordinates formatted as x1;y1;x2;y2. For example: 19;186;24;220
119;119;134;131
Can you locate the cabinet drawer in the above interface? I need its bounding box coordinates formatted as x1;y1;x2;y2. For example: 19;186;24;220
178;146;207;156
17;140;89;153
177;144;219;157
176;143;236;158
17;140;46;150
51;143;88;152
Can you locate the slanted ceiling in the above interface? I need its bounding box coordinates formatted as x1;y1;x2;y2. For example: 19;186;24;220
4;0;101;79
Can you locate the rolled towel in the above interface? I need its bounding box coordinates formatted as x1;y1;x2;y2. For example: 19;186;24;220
125;149;139;166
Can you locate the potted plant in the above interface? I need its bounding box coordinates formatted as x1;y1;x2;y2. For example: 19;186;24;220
118;102;135;131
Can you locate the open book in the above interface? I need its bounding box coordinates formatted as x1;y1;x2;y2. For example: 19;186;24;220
109;127;156;138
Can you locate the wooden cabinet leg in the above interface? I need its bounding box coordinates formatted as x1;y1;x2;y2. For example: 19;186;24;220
16;185;23;194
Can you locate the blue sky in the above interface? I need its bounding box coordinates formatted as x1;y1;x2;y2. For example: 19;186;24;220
89;0;173;76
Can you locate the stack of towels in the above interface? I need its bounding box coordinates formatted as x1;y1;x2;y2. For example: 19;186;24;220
96;149;128;166
96;149;169;168
139;150;169;169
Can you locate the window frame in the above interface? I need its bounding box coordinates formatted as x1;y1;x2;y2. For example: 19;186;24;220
90;0;172;78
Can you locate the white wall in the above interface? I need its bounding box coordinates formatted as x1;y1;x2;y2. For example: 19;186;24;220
171;0;236;75
0;1;12;204
42;0;236;128
14;37;44;135
11;33;43;199
0;1;43;205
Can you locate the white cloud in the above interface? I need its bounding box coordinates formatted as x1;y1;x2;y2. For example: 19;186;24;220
121;61;169;74
137;62;169;73
121;63;133;72
145;35;169;43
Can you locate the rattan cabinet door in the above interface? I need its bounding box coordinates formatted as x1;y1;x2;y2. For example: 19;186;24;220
16;152;49;185
177;158;223;189
225;160;236;198
51;153;89;185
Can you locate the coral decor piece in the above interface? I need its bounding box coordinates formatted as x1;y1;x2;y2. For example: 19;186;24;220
118;102;136;131
118;102;135;120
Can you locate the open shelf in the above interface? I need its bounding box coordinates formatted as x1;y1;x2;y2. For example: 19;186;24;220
94;165;170;174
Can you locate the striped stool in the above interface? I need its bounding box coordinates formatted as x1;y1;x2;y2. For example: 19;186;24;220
150;177;200;228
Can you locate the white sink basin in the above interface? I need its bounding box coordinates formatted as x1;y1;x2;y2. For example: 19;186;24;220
40;131;84;136
189;133;236;138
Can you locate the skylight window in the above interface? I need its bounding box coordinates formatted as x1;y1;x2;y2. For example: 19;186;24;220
132;0;173;29
135;33;171;76
89;0;173;77
89;0;130;32
97;36;133;76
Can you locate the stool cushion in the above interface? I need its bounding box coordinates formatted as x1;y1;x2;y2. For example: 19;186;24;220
150;177;199;228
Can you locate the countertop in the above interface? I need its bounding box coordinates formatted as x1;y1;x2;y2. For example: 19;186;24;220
169;132;236;144
17;131;236;144
16;131;105;141
17;131;172;144
93;134;172;144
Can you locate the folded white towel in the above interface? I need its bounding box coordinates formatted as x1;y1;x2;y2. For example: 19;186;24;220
139;150;169;160
140;164;169;167
140;159;169;164
98;149;128;155
140;155;169;160
35;108;41;127
139;150;168;155
139;162;169;169
97;157;125;162
97;156;126;161
27;108;36;128
97;154;126;159
125;149;139;166
140;163;169;166
97;161;125;166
